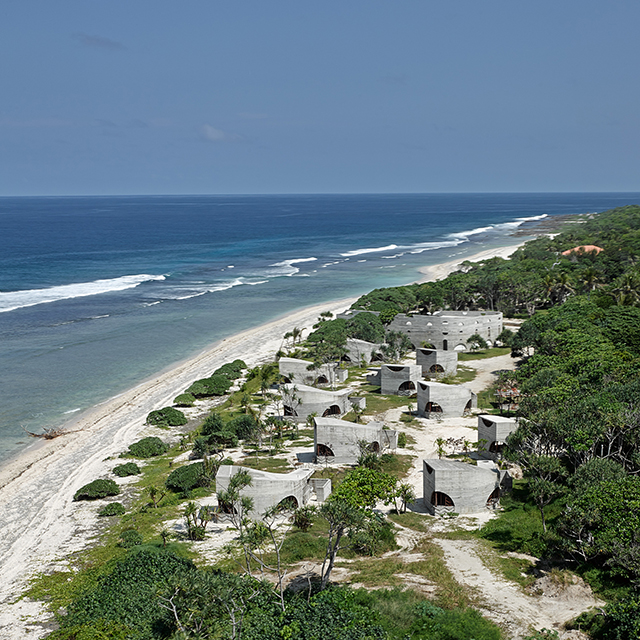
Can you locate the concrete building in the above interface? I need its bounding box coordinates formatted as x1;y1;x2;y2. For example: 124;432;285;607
416;381;476;418
378;364;423;396
280;383;359;421
216;465;331;519
387;311;503;351
314;417;398;464
416;348;458;378
343;338;385;365
279;357;347;387
477;414;518;455
423;459;511;515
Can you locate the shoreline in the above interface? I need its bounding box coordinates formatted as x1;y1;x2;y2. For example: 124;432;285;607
0;239;525;612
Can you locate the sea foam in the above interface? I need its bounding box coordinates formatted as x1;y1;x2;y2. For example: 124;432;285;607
0;274;166;313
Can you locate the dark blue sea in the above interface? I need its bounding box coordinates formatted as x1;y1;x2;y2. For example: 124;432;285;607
0;193;637;463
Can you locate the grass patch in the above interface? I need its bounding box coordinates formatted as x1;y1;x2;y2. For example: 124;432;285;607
445;365;477;384
362;393;413;415
343;557;405;587
388;511;432;533
239;455;293;473
380;453;413;480
458;347;511;361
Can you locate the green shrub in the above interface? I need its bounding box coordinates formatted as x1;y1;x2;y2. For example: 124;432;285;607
49;619;134;640
112;462;141;477
58;548;195;638
74;479;120;501
397;432;407;448
186;374;232;397
410;601;502;640
201;412;224;436
173;393;195;407
118;530;143;548
213;359;247;379
227;414;258;440
146;406;188;427
98;502;125;517
165;463;204;493
127;436;168;458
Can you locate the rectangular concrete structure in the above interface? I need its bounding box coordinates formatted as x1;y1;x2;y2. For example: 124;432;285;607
380;364;423;396
216;465;331;519
423;459;509;515
388;310;503;351
344;338;385;365
416;348;458;377
417;381;476;418
477;414;518;455
280;383;353;421
314;416;397;464
279;357;347;387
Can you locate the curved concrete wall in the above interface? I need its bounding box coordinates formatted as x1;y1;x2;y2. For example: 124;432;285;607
281;383;352;421
416;381;476;418
388;311;503;351
279;357;347;386
416;349;458;377
314;417;397;464
380;364;423;395
216;465;318;518
423;459;501;515
477;414;517;453
344;338;385;365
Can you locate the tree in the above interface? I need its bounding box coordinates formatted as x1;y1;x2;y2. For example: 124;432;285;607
381;330;413;362
466;332;488;351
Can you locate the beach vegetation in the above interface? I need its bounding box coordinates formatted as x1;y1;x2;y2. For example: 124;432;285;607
165;462;206;494
118;529;143;548
127;436;168;458
146;406;188;428
345;311;386;343
98;502;126;517
213;358;247;379
112;462;141;477
74;478;120;501
186;373;233;397
173;392;195;407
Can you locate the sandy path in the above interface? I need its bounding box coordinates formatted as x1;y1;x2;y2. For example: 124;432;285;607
438;539;599;639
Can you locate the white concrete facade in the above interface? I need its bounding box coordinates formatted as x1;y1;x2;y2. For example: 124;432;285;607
279;357;347;387
416;381;477;418
314;416;398;464
344;338;386;365
216;465;331;519
477;414;518;455
379;364;423;396
416;348;458;377
423;459;509;515
388;311;503;351
280;383;353;421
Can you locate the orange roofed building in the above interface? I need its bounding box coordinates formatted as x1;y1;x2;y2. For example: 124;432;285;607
561;245;603;256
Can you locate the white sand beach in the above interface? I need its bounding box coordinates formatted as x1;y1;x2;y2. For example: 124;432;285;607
0;240;525;638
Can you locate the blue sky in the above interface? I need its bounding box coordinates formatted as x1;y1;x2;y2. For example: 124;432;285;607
1;1;639;195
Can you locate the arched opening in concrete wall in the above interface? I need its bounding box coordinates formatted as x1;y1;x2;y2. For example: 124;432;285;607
282;376;292;384
454;344;467;351
277;495;299;510
322;405;341;417
443;339;448;351
486;487;500;507
341;354;352;362
426;402;443;413
315;375;329;385
388;365;405;372
368;441;380;453
481;417;493;428
317;443;335;457
284;405;298;417
489;441;504;455
463;399;473;414
398;380;416;396
429;364;444;373
371;352;384;362
431;491;455;507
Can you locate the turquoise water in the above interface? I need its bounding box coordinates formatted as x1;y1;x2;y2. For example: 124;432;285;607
0;192;637;463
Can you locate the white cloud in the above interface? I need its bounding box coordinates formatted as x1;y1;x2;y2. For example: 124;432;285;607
200;124;242;143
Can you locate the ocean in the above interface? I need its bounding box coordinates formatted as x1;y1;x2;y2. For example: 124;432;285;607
0;192;637;464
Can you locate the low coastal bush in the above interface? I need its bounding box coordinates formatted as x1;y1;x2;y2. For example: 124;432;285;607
146;406;187;427
397;432;407;448
166;462;204;493
227;414;259;440
119;530;143;548
127;436;168;458
173;392;195;407
74;479;120;501
200;412;224;436
213;359;247;379
98;502;125;517
186;374;232;397
112;462;141;477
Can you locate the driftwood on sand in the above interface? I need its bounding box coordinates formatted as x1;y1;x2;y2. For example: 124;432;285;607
21;425;83;440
